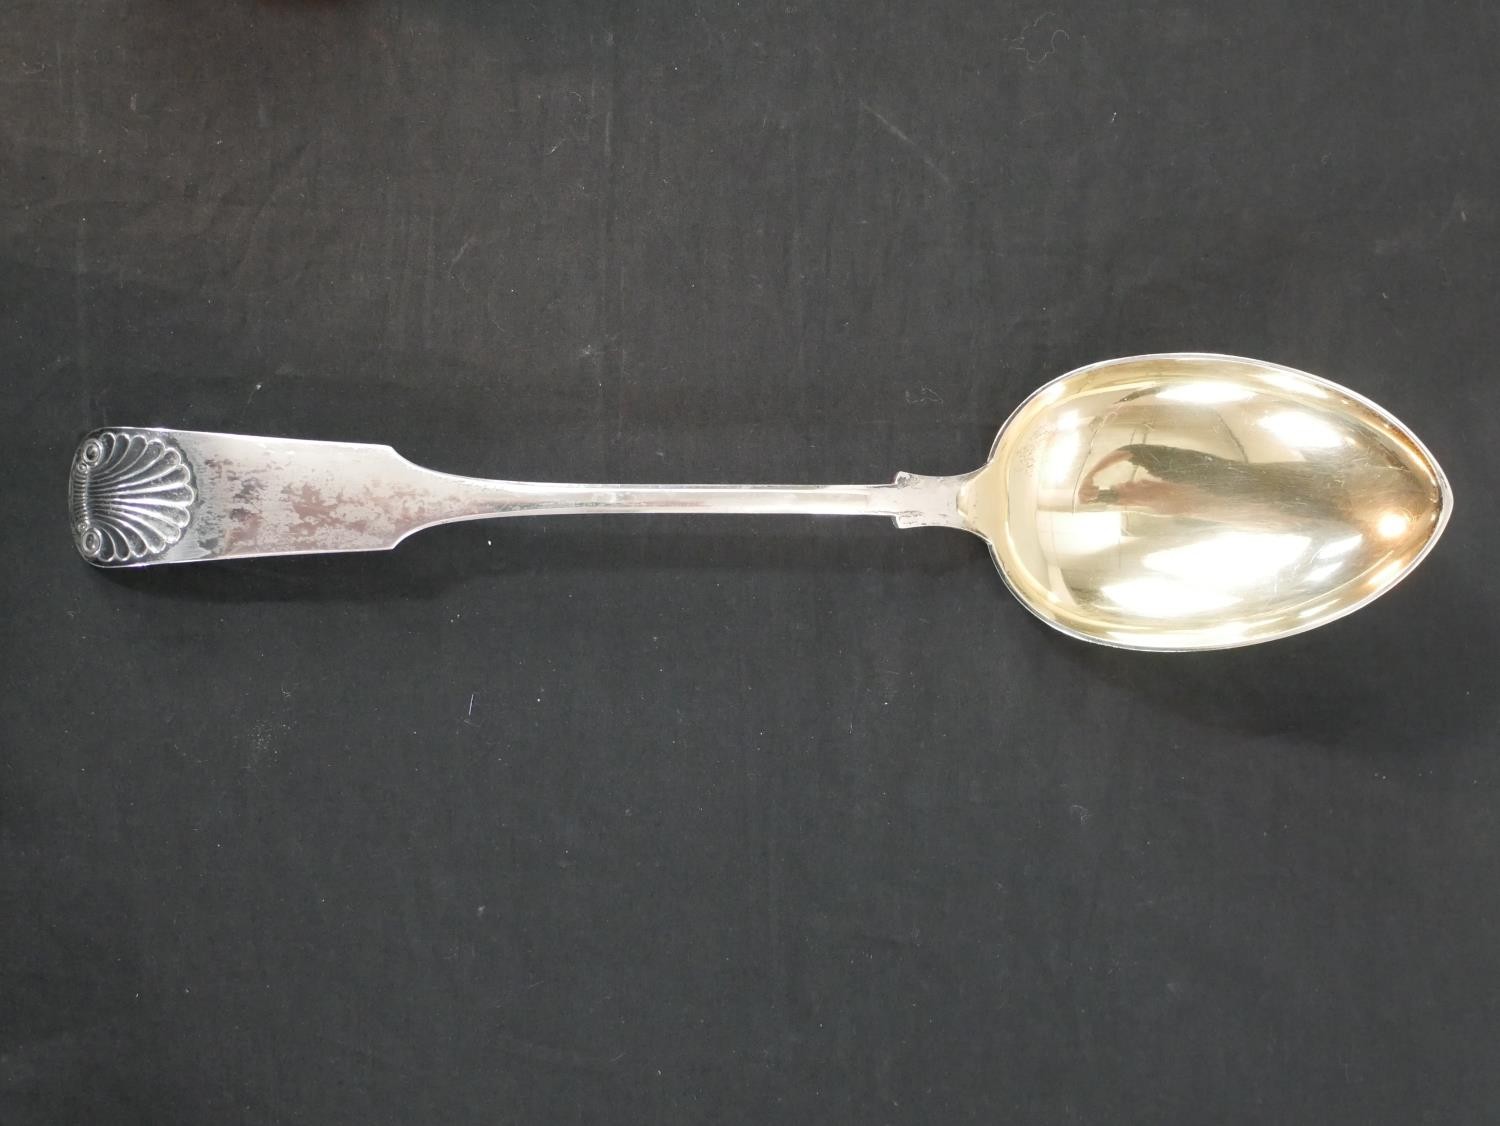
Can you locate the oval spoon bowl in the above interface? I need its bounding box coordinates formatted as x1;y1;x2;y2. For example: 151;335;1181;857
959;354;1453;650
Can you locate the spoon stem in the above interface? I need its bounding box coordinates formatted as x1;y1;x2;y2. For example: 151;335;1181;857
429;472;968;530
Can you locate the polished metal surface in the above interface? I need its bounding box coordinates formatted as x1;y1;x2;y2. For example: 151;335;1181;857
70;353;1451;650
962;354;1451;649
68;429;962;566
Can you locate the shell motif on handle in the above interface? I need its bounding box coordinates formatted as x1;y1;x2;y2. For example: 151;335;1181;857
70;430;197;564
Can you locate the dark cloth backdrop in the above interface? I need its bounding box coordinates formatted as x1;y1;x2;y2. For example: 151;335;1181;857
3;2;1498;1123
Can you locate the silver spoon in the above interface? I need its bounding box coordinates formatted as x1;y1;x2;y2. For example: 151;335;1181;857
69;353;1451;650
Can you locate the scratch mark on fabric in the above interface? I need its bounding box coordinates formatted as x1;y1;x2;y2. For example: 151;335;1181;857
493;1032;616;1072
242;381;264;415
1008;12;1071;66
615;263;627;439
422;209;436;345
221;131;315;279
591;26;624;447
381;186;401;358
74;218;89;410
67;49;87;154
859;102;951;186
448;234;478;273
766;799;787;1021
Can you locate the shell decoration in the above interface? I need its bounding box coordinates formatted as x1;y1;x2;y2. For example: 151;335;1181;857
70;431;196;564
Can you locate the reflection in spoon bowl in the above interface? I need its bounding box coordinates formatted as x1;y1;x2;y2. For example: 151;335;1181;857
962;354;1451;650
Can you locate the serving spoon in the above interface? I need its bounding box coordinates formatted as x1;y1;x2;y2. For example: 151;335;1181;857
69;353;1451;650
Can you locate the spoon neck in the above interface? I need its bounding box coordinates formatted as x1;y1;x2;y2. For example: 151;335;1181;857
884;471;974;530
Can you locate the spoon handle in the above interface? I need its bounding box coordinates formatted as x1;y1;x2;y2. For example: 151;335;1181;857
69;427;971;567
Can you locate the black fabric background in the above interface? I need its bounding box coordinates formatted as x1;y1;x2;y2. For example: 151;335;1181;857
4;3;1498;1123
